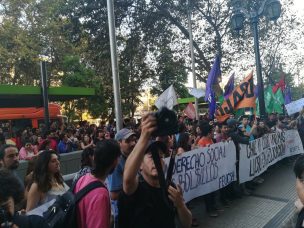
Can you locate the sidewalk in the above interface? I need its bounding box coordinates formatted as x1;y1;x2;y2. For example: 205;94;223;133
189;157;298;228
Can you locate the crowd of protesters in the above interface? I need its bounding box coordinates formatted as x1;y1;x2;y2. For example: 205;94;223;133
0;119;118;160
1;109;304;227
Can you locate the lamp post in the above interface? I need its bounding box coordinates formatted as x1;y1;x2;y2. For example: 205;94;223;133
39;55;52;131
231;0;281;119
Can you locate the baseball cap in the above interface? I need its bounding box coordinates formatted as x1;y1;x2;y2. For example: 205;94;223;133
115;128;136;141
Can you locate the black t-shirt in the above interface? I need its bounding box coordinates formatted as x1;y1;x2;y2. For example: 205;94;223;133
118;177;175;228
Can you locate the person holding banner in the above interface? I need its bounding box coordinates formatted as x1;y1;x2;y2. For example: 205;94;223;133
118;114;192;228
227;119;250;197
238;115;255;141
252;119;271;139
216;122;230;143
216;122;233;206
198;122;214;148
198;122;221;217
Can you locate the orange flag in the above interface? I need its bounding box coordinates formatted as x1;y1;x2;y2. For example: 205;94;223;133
215;71;256;122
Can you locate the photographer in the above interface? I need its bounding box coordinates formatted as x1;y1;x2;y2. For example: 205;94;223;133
0;169;46;228
118;114;192;228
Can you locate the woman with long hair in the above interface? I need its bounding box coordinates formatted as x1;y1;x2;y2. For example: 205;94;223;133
176;132;192;156
26;150;69;212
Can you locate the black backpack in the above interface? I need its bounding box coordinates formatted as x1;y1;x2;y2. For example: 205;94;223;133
43;181;105;228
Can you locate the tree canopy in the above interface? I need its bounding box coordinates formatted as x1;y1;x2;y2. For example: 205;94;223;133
0;0;303;119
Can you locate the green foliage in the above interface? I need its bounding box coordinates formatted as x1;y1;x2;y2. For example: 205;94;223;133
151;44;189;99
61;55;106;119
0;0;303;120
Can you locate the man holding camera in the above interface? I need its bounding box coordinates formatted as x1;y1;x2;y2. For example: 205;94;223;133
118;114;192;228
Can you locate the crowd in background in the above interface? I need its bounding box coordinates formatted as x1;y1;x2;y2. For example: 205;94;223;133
0;109;303;161
1;109;304;227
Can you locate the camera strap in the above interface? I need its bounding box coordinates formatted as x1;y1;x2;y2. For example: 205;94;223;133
150;147;176;210
166;150;176;185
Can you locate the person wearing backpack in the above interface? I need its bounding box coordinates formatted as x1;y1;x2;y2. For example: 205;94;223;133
74;139;121;228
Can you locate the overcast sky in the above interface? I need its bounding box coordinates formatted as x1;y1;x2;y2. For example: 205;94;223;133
293;0;304;13
186;0;304;89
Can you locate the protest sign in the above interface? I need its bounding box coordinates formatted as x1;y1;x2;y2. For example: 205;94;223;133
239;130;304;183
165;141;236;202
285;98;304;115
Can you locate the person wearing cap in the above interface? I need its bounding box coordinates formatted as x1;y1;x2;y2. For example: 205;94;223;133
118;114;191;228
108;128;137;226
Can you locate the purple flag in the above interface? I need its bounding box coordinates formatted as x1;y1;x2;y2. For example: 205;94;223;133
254;85;259;98
224;72;235;100
209;91;216;119
284;87;292;105
205;55;221;119
205;56;221;102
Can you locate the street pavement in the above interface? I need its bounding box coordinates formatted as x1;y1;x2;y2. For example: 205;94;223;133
189;157;299;228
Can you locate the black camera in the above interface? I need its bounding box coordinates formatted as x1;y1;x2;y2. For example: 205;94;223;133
0;206;12;228
152;107;179;137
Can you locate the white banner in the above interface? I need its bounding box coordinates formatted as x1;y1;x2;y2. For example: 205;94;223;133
285;98;304;115
155;85;178;110
165;141;236;202
189;88;205;98
239;130;304;183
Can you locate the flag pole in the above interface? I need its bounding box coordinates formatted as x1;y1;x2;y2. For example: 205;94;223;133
187;0;199;122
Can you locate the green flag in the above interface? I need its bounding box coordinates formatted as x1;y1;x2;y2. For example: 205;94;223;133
264;86;274;113
256;98;260;116
256;86;284;115
272;88;284;113
218;95;224;105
